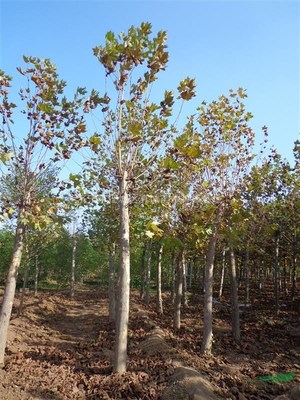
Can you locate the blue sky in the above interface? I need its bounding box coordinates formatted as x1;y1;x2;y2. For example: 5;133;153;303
0;0;299;163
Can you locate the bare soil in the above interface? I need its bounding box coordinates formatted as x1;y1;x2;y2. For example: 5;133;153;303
0;286;299;399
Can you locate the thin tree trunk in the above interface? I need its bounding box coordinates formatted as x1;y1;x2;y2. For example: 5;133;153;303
18;241;31;317
201;207;222;356
70;232;77;298
182;250;187;307
244;246;250;304
0;221;25;367
145;241;152;306
229;246;240;341
219;246;226;299
156;243;164;315
291;240;297;302
114;171;130;373
170;251;176;304
174;250;183;330
34;254;39;297
274;233;280;313
108;243;116;322
139;243;147;301
188;259;193;289
259;257;264;294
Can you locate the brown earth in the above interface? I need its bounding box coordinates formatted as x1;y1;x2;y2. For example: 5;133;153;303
0;286;299;399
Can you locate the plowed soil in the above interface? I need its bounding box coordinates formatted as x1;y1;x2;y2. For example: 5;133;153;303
0;287;299;399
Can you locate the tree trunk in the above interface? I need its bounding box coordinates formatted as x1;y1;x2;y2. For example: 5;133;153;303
34;254;39;297
229;246;240;341
156;243;164;315
139;243;147;301
188;259;193;290
174;250;183;330
259;257;264;294
291;240;297;302
182;250;187;307
70;232;77;298
145;241;152;306
0;221;25;367
219;246;226;299
114;171;130;373
201;207;222;356
170;251;176;304
18;241;31;317
244;246;250;304
108;243;116;322
274;233;280;313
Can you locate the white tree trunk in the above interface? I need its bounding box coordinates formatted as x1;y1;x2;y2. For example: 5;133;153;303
156;243;164;315
182;250;187;307
174;250;183;330
201;208;222;356
145;241;152;306
229;246;240;341
108;243;116;322
18;240;30;317
114;171;130;373
70;232;77;298
0;221;25;367
34;254;39;297
219;246;226;299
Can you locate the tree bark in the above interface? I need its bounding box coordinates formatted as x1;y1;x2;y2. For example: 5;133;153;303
229;246;240;341
139;243;147;301
70;232;77;298
17;240;30;317
291;240;297;302
114;171;130;373
244;246;250;304
219;246;226;299
156;243;164;315
182;250;187;307
174;250;183;330
201;207;222;356
170;251;176;304
274;233;280;313
145;241;152;306
0;220;25;367
34;254;39;297
108;243;116;322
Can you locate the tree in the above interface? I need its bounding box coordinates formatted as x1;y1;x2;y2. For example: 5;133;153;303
86;22;196;372
0;58;86;366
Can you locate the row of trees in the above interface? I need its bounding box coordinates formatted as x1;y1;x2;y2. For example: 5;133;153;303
0;22;299;371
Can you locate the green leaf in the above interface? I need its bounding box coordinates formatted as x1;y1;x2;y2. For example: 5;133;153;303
89;136;101;145
38;103;54;114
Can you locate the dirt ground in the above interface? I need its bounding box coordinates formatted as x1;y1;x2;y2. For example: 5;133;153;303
0;286;299;399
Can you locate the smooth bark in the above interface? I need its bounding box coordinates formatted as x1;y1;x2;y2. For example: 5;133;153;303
34;254;39;297
17;241;30;317
274;233;280;313
219;246;226;299
114;171;130;373
108;243;116;322
182;250;187;307
145;241;152;306
229;246;240;341
174;250;183;330
201;208;222;356
170;251;176;304
70;232;77;298
139;243;147;301
156;243;164;315
244;246;250;304
0;221;25;367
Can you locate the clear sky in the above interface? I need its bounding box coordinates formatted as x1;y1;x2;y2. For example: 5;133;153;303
0;0;299;163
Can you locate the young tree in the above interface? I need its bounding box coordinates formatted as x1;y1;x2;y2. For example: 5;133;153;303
87;23;196;372
0;58;86;366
